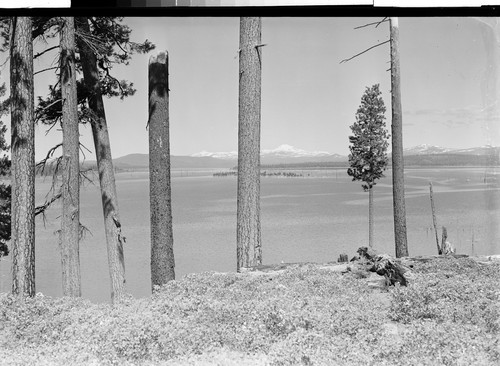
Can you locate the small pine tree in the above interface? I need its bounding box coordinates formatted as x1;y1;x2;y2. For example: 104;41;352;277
347;84;389;248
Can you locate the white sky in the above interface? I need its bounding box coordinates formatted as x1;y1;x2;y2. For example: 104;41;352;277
2;17;500;160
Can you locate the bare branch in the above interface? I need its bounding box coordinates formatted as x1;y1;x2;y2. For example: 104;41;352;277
34;66;58;76
34;45;59;60
340;40;390;64
79;223;93;241
80;168;95;186
79;142;92;161
44;118;60;135
36;143;62;176
35;191;62;217
354;18;388;30
376;17;388;28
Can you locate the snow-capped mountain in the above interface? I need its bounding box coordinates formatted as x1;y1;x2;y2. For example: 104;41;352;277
191;150;238;160
262;144;335;158
402;144;453;155
191;144;345;164
403;144;500;156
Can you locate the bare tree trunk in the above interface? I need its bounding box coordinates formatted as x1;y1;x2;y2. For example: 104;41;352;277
390;17;409;258
75;17;126;304
60;17;81;297
477;18;500;256
10;17;35;297
368;186;374;248
237;17;262;272
149;52;175;288
429;181;441;255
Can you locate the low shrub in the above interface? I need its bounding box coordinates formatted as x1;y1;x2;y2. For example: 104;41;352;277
0;259;498;365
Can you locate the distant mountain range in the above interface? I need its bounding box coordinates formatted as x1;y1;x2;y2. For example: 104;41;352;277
82;144;500;171
192;144;346;165
400;144;500;156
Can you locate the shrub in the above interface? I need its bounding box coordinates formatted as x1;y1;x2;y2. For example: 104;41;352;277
0;260;498;365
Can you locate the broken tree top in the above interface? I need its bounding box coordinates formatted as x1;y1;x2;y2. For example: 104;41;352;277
150;52;168;64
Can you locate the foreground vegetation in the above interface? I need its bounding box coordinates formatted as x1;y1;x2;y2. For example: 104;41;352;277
0;257;498;365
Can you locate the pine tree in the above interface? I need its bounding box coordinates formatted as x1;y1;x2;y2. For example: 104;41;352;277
237;17;262;271
10;17;36;297
59;17;81;297
347;84;389;248
32;17;154;303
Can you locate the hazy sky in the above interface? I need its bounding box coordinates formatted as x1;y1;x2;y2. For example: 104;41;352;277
9;17;500;160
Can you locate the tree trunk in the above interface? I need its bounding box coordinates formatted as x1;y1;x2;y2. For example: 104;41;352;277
389;17;409;258
60;17;81;297
75;17;126;304
429;181;441;255
148;52;175;288
237;17;262;272
10;17;36;297
478;19;500;256
368;186;374;248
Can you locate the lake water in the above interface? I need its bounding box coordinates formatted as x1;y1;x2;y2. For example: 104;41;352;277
1;167;499;303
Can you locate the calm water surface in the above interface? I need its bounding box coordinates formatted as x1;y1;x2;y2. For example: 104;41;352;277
1;167;499;302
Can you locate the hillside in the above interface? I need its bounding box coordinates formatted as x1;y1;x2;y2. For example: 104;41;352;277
0;257;498;365
61;145;500;172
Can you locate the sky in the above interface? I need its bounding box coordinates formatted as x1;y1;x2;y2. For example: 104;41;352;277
3;16;500;160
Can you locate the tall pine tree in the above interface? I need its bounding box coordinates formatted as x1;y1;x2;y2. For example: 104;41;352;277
237;17;263;271
10;17;36;297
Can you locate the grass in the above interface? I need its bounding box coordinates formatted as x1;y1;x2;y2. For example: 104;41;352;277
0;257;498;365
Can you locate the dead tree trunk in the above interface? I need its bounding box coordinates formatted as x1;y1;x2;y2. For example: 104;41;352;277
60;16;81;297
237;17;263;271
390;17;409;258
10;16;36;297
75;17;126;304
429;181;442;255
148;52;175;288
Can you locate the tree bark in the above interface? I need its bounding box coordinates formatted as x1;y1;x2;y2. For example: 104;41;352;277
389;17;409;258
75;17;126;304
368;186;374;248
60;17;81;297
148;52;175;288
237;17;262;272
10;17;36;297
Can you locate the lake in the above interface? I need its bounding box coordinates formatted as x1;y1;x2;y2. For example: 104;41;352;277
1;167;499;303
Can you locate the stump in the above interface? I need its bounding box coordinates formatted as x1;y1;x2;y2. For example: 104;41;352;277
356;247;408;286
338;253;349;263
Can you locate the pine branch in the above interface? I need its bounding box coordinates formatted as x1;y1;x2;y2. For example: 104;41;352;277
35;98;62;123
340;40;390;64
